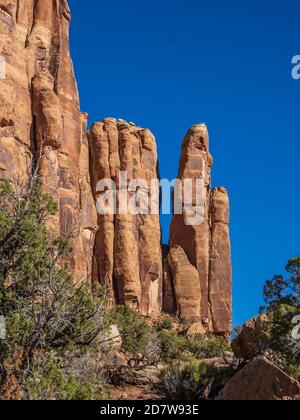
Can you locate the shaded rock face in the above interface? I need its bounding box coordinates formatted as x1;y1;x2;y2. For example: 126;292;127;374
168;124;232;334
0;2;232;327
162;244;176;315
209;187;232;334
216;357;300;401
88;119;162;316
0;0;96;281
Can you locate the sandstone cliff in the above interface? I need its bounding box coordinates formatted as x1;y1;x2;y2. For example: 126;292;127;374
168;124;232;334
89;118;162;315
0;1;232;332
0;0;96;282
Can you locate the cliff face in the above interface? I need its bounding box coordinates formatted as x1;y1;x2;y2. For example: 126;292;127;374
168;124;232;334
88;119;162;315
0;1;232;333
0;0;96;282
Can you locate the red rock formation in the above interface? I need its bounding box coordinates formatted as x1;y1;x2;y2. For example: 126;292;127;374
209;187;232;334
0;1;232;330
168;124;232;335
216;357;300;401
162;244;176;315
89;119;162;315
168;246;201;322
231;314;271;360
0;0;96;281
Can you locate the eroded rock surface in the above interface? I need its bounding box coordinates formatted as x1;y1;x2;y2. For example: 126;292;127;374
168;246;201;322
89;119;162;315
0;0;96;281
162;244;176;315
168;124;232;334
0;2;232;329
231;314;271;360
209;187;232;334
216;357;300;401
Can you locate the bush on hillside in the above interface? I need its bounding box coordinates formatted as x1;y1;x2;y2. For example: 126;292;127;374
0;172;110;399
155;358;234;401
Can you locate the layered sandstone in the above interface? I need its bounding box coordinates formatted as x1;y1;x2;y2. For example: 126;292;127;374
162;244;176;314
209;187;232;333
0;1;232;329
0;0;96;281
89;119;162;315
168;124;232;334
168;246;201;322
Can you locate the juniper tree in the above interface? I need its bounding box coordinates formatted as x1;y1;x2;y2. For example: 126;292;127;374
261;258;300;379
0;169;109;399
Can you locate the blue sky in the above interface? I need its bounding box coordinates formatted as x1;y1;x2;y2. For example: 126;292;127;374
69;0;300;326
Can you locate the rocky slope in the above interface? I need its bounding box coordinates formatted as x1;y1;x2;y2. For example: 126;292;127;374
0;0;232;333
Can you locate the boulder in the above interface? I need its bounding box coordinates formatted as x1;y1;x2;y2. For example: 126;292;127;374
99;325;122;351
232;314;270;360
216;357;300;400
186;323;207;337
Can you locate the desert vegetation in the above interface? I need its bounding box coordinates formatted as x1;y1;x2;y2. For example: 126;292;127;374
0;172;233;400
0;170;299;400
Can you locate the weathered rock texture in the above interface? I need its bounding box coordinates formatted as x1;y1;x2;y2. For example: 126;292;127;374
216;357;300;401
89;119;162;315
231;314;271;360
0;2;232;328
0;0;97;281
168;246;201;322
162;244;176;315
168;124;232;334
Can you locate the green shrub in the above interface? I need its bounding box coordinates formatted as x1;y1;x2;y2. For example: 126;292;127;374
110;306;160;367
27;352;111;400
155;358;233;400
188;334;230;360
0;174;110;399
158;329;189;363
286;363;300;381
155;316;174;332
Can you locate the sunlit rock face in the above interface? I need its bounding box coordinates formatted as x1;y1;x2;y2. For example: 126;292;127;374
88;119;162;316
168;124;232;335
0;0;96;281
0;1;232;331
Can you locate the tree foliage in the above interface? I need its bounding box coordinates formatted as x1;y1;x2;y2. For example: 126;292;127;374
263;258;300;312
261;257;300;380
0;172;109;399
